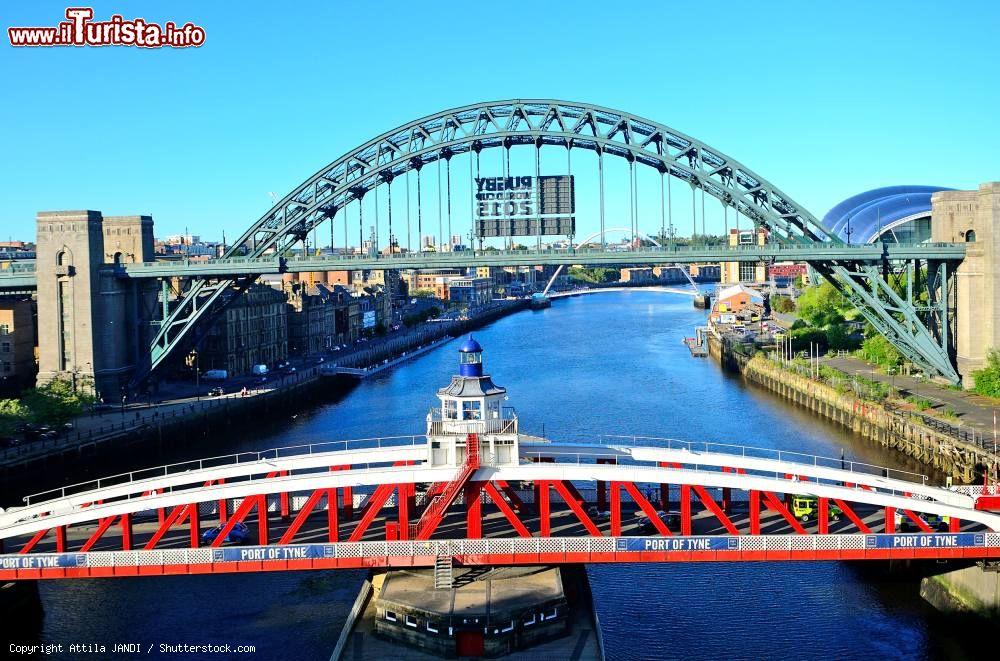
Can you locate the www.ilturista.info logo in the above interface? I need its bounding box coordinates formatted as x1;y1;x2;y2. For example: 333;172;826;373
8;7;205;48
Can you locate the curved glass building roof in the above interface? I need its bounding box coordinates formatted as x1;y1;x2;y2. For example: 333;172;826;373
823;185;953;244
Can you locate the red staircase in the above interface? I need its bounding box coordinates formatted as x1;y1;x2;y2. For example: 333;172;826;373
412;434;480;540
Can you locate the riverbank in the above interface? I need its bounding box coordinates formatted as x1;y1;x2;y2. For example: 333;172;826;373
0;299;528;481
710;332;997;481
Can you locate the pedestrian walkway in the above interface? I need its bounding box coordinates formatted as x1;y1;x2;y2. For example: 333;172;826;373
824;354;1000;439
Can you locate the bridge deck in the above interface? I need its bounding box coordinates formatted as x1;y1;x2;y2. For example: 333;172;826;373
7;499;988;556
0;242;968;289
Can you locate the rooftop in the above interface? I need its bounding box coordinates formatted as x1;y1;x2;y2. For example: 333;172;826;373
822;185;952;244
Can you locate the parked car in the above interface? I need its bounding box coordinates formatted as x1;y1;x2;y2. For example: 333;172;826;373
895;511;949;532
208;386;225;397
201;521;250;545
791;496;842;523
586;505;611;521
635;510;680;534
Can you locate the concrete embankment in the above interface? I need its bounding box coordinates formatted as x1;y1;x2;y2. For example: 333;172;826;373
709;335;997;482
708;334;1000;617
920;564;1000;618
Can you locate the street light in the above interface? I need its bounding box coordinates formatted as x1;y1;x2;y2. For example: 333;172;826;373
192;350;200;401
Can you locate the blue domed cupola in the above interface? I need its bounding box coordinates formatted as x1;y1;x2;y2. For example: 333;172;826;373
458;336;484;377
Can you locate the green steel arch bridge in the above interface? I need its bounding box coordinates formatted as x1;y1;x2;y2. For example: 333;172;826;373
0;100;967;383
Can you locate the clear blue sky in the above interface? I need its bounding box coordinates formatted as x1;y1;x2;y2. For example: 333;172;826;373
2;0;998;242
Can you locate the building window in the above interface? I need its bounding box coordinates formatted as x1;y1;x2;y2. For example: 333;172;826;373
1;342;9;353
462;401;481;420
0;324;9;334
966;229;977;242
384;611;397;622
2;362;10;373
523;613;536;627
404;615;418;628
443;400;458;420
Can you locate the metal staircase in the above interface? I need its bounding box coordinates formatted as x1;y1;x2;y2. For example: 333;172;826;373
433;554;454;590
412;434;480;540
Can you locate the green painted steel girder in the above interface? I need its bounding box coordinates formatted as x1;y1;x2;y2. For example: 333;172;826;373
126;99;969;385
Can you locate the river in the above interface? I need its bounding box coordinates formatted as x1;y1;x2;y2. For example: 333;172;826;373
27;291;986;659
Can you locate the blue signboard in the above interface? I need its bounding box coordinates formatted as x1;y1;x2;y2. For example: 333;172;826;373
211;544;330;562
615;537;738;552
865;533;984;549
0;554;86;570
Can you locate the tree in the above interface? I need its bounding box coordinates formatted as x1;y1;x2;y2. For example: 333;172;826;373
410;288;437;298
858;335;902;368
796;281;849;327
825;323;860;351
790;327;827;352
971;349;1000;398
771;295;796;314
0;398;29;437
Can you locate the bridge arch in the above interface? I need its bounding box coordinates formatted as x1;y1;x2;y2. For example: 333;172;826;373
226;100;836;261
144;100;962;384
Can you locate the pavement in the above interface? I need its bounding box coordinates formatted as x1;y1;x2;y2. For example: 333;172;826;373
823;354;1000;441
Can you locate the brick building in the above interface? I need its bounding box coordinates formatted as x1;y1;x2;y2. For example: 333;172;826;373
199;284;288;375
0;299;36;394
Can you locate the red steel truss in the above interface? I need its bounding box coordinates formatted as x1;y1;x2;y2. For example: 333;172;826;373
9;457;992;571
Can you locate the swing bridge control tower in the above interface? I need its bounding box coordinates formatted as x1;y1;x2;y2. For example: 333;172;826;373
427;336;518;468
364;341;591;659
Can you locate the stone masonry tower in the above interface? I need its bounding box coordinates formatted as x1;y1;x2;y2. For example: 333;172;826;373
931;182;1000;386
36;210;155;398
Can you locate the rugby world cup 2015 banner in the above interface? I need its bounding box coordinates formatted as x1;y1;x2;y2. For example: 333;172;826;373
474;175;574;237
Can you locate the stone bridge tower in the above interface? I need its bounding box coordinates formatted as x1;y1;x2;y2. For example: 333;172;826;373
931;182;1000;386
35;210;156;398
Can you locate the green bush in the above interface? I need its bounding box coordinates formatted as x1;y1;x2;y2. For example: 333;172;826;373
771;295;796;314
971;349;1000;398
939;408;959;420
796;282;850;327
907;396;932;411
0;398;29;437
858;335;902;368
825;324;861;352
0;379;95;434
790;327;826;352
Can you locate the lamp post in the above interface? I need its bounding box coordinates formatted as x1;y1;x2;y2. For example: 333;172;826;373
194;350;200;401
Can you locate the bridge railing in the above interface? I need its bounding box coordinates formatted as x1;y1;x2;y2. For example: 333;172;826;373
518;449;934;501
597;435;929;485
22;435;424;506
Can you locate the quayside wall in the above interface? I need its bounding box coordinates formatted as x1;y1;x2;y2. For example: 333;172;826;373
709;335;1000;618
712;339;997;483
